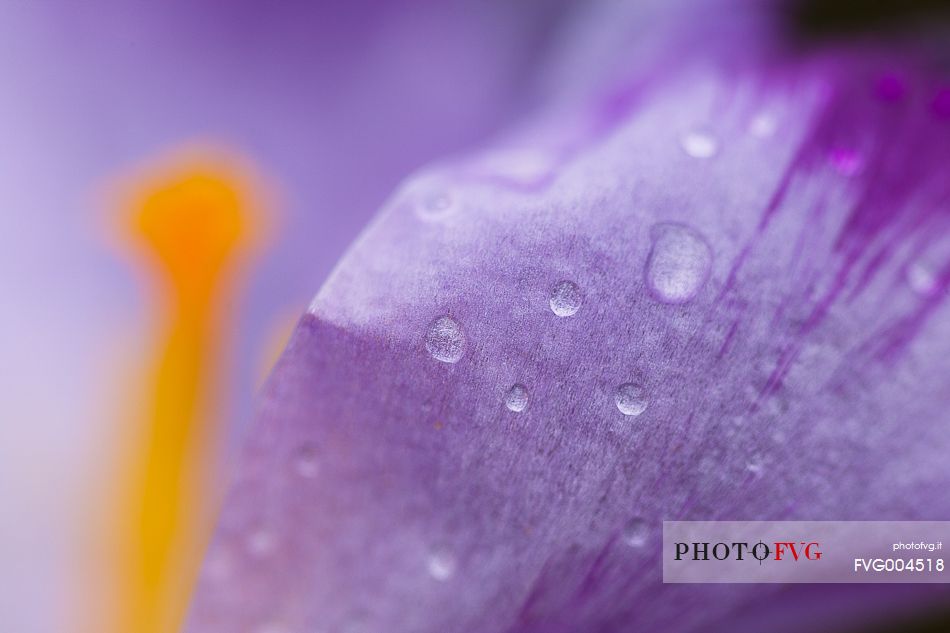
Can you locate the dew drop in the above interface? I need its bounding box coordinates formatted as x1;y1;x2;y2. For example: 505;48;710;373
622;517;649;547
505;384;529;412
416;191;455;221
427;548;457;581
293;444;319;478
549;280;583;317
679;131;718;158
425;316;465;363
646;223;713;304
615;383;649;416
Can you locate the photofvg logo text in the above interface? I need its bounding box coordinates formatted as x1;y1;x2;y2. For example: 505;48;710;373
663;521;949;583
674;540;822;562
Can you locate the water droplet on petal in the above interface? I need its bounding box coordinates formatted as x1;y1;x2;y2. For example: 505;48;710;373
293;444;319;478
679;131;718;158
615;383;649;416
505;384;529;412
416;191;456;221
622;517;649;546
427;548;457;581
646;223;712;304
549;280;583;317
425;316;465;363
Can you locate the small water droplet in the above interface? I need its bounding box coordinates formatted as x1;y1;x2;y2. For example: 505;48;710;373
622;518;649;546
427;548;456;581
615;383;649;416
749;113;777;138
505;384;529;412
549;280;583;317
416;191;456;221
679;131;718;158
646;223;712;304
425;316;465;363
293;444;319;478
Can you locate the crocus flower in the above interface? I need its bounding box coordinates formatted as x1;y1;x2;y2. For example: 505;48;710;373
182;1;950;631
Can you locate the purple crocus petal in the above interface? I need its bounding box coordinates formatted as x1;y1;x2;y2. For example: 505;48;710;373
187;3;950;632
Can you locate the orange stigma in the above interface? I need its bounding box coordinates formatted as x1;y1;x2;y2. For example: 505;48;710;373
101;147;266;633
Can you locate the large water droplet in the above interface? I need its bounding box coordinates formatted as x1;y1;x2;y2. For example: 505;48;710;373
679;131;718;158
622;517;649;547
615;383;649;416
549;280;583;317
646;223;712;304
425;316;465;363
427;548;457;581
505;384;529;412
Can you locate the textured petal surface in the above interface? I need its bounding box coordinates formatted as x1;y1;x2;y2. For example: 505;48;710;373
187;3;950;632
